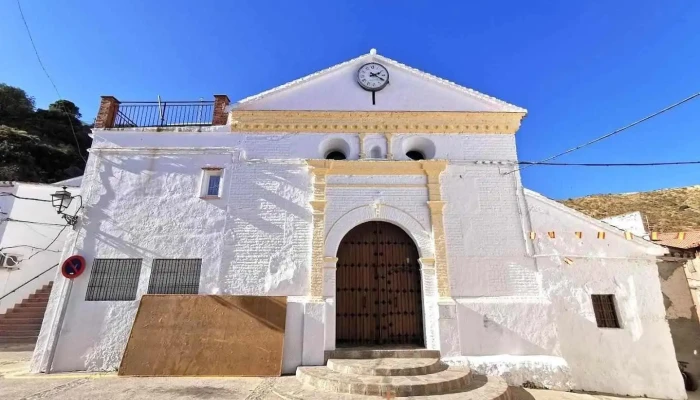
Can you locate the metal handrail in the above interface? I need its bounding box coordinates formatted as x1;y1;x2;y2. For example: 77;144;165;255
113;100;215;128
0;263;58;302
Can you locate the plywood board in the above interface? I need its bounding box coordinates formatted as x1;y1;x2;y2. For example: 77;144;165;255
119;295;286;376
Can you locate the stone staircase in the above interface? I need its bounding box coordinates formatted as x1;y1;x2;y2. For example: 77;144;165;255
0;282;52;344
273;349;514;399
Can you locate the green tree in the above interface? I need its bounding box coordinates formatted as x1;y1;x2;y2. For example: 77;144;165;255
0;83;92;183
49;99;82;119
0;84;35;122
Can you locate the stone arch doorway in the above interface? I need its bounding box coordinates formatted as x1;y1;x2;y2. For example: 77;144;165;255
336;221;425;347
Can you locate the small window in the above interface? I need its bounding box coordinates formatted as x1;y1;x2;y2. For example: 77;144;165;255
592;294;621;328
406;150;425;160
326;151;347;160
85;259;142;301
201;168;223;198
148;259;201;294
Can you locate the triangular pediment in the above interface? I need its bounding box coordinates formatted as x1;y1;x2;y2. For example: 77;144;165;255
233;51;526;113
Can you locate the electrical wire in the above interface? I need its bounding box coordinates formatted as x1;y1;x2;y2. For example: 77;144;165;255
27;225;68;260
0;244;60;253
2;218;68;227
507;91;700;175
0;193;51;202
517;160;700;167
16;0;87;163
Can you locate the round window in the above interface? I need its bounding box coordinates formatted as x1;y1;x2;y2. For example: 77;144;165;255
406;150;425;160
326;151;347;160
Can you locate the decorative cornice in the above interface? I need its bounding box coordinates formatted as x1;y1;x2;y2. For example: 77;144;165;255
229;111;525;134
306;160;448;176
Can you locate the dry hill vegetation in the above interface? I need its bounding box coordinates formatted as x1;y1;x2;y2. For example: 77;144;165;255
562;186;700;233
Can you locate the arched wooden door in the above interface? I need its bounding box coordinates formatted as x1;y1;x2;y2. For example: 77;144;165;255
336;221;424;347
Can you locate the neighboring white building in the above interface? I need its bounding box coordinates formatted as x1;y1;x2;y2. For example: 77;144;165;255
31;50;685;399
602;211;649;239
0;181;80;315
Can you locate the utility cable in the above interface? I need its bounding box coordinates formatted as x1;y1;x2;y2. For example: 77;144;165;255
2;218;68;227
507;92;700;175
16;0;87;163
27;225;68;260
0;193;51;202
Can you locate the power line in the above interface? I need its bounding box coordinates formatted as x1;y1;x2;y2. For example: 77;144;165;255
507;91;700;175
2;218;68;227
518;160;700;167
0;193;51;202
16;0;87;163
28;225;68;260
0;244;60;253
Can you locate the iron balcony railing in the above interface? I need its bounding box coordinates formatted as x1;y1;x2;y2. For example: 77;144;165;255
114;100;215;128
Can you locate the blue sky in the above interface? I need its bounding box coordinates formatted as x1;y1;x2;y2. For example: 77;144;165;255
2;1;698;199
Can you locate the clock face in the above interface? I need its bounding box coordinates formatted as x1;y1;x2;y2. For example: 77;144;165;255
357;63;389;91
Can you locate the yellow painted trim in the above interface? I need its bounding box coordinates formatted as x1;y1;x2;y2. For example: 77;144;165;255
327;184;426;189
307;159;451;298
230;110;525;134
306;160;447;176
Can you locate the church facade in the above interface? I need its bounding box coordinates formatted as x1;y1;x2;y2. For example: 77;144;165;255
31;50;684;399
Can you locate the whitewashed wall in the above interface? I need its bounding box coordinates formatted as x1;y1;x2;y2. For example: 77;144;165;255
0;183;79;314
34;147;313;372
524;191;683;399
31;129;686;399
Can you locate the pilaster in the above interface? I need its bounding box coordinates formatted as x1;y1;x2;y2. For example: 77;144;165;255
422;163;451;298
308;161;329;298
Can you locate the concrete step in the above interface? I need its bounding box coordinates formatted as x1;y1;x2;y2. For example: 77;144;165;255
296;366;471;396
1;310;46;319
0;336;37;344
24;297;49;303
326;348;441;360
11;304;47;311
0;329;40;337
274;374;513;400
327;357;445;376
0;317;43;325
0;323;42;331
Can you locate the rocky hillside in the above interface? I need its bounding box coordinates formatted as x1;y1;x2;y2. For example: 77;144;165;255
562;185;700;233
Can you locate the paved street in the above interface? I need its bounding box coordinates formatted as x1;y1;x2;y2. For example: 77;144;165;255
1;346;696;400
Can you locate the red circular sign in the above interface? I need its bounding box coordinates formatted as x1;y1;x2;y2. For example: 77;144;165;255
61;255;86;279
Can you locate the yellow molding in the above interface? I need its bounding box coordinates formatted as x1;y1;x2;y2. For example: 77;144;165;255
230;110;525;134
306;160;448;176
306;159;452;298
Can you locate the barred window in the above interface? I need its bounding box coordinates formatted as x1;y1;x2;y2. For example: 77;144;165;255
592;294;621;328
147;259;201;294
85;259;142;301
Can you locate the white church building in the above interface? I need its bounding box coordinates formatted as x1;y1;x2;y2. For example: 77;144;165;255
31;50;685;399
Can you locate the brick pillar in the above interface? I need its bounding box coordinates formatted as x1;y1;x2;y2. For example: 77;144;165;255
94;96;120;128
212;95;230;126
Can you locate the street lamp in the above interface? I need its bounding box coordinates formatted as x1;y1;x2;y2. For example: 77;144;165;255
51;186;81;225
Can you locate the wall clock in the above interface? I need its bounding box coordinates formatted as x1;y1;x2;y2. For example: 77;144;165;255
357;63;389;92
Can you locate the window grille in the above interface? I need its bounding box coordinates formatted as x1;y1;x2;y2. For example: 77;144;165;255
147;258;201;294
591;294;621;328
85;259;142;301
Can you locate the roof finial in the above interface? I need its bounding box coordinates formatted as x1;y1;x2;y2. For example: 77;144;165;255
369;48;377;55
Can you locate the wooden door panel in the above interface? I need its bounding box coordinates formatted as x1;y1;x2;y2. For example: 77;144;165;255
336;222;423;347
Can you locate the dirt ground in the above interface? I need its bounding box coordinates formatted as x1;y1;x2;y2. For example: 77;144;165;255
1;346;697;400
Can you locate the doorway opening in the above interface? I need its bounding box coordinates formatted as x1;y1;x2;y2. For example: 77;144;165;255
335;221;425;347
